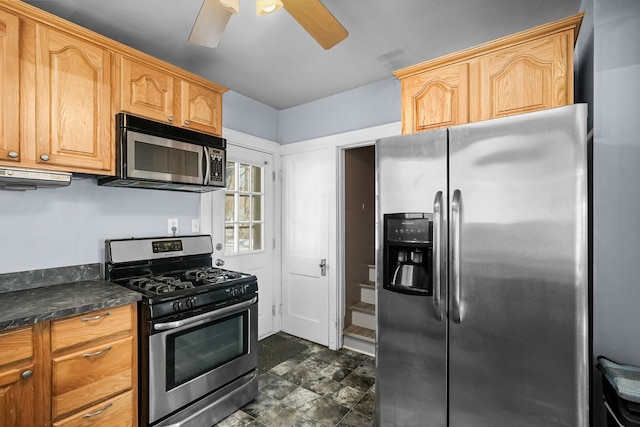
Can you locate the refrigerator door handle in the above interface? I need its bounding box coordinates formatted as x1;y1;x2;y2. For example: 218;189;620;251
433;191;445;321
452;189;463;323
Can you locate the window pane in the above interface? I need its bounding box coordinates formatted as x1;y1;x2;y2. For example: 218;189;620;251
252;166;263;192
252;195;262;221
239;163;250;192
226;162;236;190
225;226;235;253
238;225;250;252
238;195;250;221
225;194;235;222
251;224;263;251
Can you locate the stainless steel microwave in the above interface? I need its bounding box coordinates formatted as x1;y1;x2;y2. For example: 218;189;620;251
99;113;226;192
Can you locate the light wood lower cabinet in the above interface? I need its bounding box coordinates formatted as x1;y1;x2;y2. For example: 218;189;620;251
53;390;134;427
0;325;43;427
395;13;583;134
49;304;137;425
0;303;137;427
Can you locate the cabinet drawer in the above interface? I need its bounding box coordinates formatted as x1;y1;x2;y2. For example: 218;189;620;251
51;304;133;352
52;390;134;427
52;336;133;420
0;326;33;366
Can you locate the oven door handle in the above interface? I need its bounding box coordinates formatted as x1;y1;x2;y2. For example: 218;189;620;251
154;297;257;331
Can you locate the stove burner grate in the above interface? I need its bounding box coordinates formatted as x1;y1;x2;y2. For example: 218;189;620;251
184;268;244;284
129;275;195;295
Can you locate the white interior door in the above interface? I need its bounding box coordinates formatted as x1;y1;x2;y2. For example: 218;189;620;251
281;148;330;346
203;144;275;339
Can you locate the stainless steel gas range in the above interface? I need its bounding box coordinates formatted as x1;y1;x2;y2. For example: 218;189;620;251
105;235;258;427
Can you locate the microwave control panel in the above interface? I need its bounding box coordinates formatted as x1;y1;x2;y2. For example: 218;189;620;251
208;148;225;187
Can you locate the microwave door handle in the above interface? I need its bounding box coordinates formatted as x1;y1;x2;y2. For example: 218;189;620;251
203;147;211;185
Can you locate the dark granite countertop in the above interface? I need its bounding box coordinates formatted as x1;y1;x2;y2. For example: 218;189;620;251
0;280;141;331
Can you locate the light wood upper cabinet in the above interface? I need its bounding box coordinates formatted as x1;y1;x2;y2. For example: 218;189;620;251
0;0;227;174
119;56;175;124
0;10;20;164
396;13;583;134
478;31;571;120
118;55;225;136
401;62;469;134
35;25;113;173
180;79;223;135
0;325;43;427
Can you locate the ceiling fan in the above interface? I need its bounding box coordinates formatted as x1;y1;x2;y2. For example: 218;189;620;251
188;0;348;49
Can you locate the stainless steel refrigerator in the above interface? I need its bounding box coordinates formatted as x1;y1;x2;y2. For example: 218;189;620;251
375;104;589;426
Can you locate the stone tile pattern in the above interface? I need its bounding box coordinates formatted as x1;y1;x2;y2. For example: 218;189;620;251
216;333;375;427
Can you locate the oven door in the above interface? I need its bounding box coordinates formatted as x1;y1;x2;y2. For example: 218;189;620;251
126;129;206;185
147;296;258;424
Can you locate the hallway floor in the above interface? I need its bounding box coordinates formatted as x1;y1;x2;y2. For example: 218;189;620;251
215;332;375;427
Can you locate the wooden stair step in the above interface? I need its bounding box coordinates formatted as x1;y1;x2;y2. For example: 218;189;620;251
351;301;375;314
359;281;375;289
344;324;376;343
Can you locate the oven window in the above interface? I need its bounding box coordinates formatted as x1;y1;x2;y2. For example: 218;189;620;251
166;312;248;390
135;141;200;177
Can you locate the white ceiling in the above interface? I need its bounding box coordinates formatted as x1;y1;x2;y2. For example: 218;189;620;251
24;0;583;110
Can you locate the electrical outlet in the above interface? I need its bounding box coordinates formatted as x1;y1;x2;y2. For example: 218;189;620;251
168;218;178;236
192;219;200;233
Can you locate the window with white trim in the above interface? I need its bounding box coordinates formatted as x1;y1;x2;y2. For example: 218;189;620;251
225;161;264;254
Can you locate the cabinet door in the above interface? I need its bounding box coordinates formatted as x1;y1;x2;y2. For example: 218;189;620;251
180;80;222;135
0;10;20;164
120;55;175;124
479;31;573;120
0;326;38;427
35;25;113;173
401;62;469;134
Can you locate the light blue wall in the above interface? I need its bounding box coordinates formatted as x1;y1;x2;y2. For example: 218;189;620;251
223;78;401;144
0;178;200;275
278;78;401;144
589;0;640;425
222;90;279;142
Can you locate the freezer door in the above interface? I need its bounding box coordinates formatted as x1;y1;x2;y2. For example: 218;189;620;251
375;129;448;427
447;104;588;426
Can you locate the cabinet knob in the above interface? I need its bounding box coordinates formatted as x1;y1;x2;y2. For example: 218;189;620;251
21;370;33;379
40;154;50;161
184;119;190;126
168;115;174;122
8;151;19;159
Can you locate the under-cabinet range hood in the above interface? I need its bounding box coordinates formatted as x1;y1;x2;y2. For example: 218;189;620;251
0;166;72;190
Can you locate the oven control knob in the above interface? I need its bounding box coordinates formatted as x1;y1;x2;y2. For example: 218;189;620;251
172;301;183;311
186;297;196;308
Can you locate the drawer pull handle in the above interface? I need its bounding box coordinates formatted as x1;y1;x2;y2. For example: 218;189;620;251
82;402;113;419
21;370;33;379
81;311;111;322
82;346;112;358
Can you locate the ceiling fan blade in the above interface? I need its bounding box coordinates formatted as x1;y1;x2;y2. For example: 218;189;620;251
281;0;348;50
188;0;234;48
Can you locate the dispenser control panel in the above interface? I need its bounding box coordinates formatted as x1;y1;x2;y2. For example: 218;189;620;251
386;218;432;243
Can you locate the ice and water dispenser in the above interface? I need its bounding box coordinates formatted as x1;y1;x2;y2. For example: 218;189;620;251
383;213;433;295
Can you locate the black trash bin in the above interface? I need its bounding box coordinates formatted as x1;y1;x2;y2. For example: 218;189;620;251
598;356;640;427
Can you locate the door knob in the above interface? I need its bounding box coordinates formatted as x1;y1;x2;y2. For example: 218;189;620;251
319;259;327;276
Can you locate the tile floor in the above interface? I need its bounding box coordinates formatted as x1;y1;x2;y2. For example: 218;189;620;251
215;333;375;427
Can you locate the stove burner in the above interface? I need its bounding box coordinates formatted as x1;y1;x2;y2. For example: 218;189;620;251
129;275;195;295
184;267;244;284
